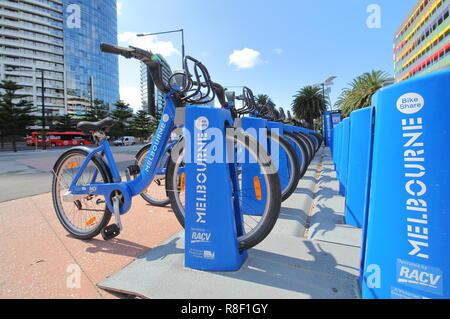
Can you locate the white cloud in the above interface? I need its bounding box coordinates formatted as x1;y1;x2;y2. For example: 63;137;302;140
118;32;179;57
120;87;141;112
228;48;262;69
117;1;123;15
273;48;284;55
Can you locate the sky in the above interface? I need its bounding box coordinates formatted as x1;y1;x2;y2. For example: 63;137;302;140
116;0;419;112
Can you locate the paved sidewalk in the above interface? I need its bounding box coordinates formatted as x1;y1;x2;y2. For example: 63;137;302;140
98;148;363;299
0;194;182;299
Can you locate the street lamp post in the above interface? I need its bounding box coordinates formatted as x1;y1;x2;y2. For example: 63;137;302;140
137;29;185;66
315;76;337;112
39;69;47;150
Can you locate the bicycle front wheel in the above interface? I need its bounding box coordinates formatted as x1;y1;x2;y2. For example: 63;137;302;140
135;144;170;207
166;127;282;251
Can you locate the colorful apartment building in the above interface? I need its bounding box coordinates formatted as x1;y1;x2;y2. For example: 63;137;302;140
394;0;450;81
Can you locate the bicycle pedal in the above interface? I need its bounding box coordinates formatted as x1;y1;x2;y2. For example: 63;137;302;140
101;224;121;241
125;165;141;181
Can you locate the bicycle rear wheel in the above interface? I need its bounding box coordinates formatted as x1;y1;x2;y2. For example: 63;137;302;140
166;127;282;251
52;149;112;239
267;130;301;201
295;132;315;163
284;131;310;178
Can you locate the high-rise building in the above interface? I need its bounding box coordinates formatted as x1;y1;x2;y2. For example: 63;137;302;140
394;0;450;82
0;0;66;121
62;0;119;115
0;0;119;122
140;54;171;116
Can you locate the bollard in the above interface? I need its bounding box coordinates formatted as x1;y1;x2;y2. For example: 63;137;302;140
362;70;450;299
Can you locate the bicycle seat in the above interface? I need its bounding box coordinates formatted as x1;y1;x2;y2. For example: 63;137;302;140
77;117;116;132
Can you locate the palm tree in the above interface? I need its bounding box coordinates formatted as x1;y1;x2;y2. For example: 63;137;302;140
255;94;273;106
291;85;327;128
336;70;393;118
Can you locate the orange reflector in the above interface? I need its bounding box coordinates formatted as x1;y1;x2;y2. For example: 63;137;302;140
86;217;97;226
180;173;186;191
254;176;262;201
68;161;79;169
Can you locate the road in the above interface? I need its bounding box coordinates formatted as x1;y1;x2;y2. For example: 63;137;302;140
0;144;145;203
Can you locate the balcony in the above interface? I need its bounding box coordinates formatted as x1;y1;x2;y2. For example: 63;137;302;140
0;37;64;55
0;0;63;22
0;8;63;31
0;57;65;72
0;28;63;47
0;47;64;63
0;18;63;38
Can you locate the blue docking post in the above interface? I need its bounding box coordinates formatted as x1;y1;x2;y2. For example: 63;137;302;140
345;107;375;229
184;106;248;272
338;118;351;196
362;70;450;299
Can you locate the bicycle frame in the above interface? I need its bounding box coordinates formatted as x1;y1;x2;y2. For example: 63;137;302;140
68;93;177;215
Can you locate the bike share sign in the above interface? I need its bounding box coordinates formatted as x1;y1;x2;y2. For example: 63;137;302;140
362;70;450;299
184;107;248;271
324;111;341;148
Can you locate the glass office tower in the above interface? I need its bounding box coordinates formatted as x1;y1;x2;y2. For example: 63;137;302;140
140;54;172;116
62;0;119;115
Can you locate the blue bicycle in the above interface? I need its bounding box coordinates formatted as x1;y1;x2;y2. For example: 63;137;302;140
51;43;281;251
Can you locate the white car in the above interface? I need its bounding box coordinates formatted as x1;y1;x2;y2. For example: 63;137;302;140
113;136;136;146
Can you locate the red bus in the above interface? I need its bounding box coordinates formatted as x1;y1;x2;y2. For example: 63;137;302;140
26;132;93;147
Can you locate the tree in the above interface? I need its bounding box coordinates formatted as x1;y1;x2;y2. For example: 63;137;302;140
0;80;36;152
255;94;273;106
291;85;327;128
110;100;133;138
84;98;109;122
130;110;155;141
53;114;78;131
335;70;393;118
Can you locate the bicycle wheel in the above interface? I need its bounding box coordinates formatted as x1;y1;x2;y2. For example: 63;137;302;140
267;130;301;201
166;127;282;251
135;144;170;207
52;149;112;239
311;132;323;151
284;131;310;178
295;132;315;163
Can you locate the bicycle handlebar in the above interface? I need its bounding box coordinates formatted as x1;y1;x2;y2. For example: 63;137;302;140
100;43;170;94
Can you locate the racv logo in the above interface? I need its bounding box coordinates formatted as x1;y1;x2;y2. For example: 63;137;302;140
397;259;443;296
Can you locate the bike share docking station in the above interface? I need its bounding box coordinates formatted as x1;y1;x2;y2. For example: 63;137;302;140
182;104;295;271
332;70;450;299
183;106;248;271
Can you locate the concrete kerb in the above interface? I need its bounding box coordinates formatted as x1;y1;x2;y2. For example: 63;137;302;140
274;147;323;238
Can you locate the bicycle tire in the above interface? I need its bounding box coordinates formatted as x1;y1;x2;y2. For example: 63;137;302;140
283;131;310;177
52;148;112;240
267;130;301;201
135;144;170;207
296;132;315;162
166;127;282;251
